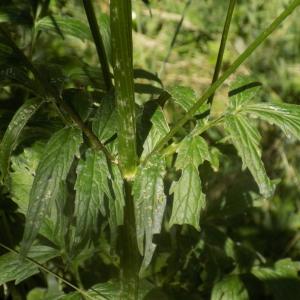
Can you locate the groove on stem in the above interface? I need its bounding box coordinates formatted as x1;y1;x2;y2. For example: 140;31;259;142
143;0;300;164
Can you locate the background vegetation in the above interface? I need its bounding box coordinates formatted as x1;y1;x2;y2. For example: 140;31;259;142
0;0;300;299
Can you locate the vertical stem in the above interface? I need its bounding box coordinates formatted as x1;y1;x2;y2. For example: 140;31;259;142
110;1;140;299
83;0;113;91
208;0;236;105
110;0;137;178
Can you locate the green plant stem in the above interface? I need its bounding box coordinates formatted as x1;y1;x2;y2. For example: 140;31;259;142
110;1;140;299
0;26;115;163
82;0;112;91
208;0;236;105
110;0;137;179
120;181;140;300
143;0;300;164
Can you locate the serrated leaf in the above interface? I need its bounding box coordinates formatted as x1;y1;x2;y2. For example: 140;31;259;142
74;149;109;243
224;114;274;197
133;155;166;273
0;98;42;182
211;275;249;300
20;127;83;256
229;76;262;108
142;107;169;158
244;102;300;140
175;135;210;169
169;164;205;230
0;245;59;286
166;85;209;113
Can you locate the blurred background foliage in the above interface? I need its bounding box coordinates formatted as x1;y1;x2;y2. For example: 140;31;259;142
0;0;300;299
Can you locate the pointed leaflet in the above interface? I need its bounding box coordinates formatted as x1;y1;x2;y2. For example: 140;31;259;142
211;275;249;300
20;127;82;256
0;245;59;286
224;114;274;197
0;98;42;182
133;155;166;273
169;136;209;229
244;102;300;140
74;149;110;243
141;107;170;158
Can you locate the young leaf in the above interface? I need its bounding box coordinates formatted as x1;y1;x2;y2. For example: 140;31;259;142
20;127;83;256
142;107;170;158
244;102;300;140
74;149;109;243
0;98;42;182
211;275;249;300
133;155;166;273
169;164;205;230
224;114;275;197
0;245;59;286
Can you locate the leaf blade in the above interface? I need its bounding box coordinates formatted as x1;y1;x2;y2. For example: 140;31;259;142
20;127;83;256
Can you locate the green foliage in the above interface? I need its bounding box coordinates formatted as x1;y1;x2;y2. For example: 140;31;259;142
1;0;300;299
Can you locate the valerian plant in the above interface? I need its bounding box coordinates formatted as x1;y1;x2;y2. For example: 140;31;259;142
1;0;300;299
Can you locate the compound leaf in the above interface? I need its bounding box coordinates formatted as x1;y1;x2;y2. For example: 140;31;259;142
0;98;42;182
224;114;274;197
133;155;166;273
20;127;83;256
